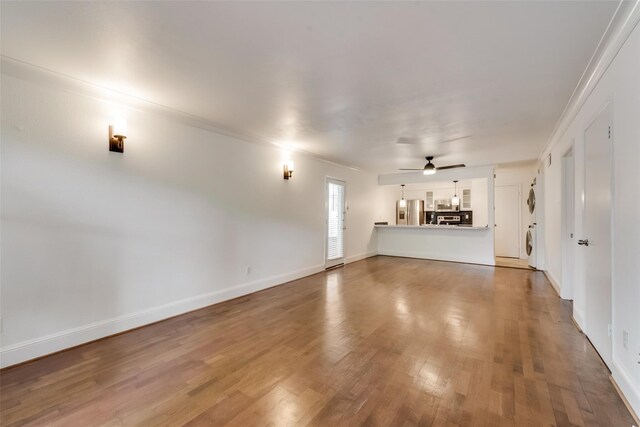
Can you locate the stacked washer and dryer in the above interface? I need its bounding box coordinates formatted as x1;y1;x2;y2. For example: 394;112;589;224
526;172;544;269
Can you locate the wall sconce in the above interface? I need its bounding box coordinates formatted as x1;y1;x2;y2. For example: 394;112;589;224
109;118;127;153
283;160;294;180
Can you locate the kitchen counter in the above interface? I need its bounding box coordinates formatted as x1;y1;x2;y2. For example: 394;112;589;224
375;224;488;230
375;223;494;265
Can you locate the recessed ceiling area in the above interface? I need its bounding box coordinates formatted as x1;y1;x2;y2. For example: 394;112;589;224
0;1;618;173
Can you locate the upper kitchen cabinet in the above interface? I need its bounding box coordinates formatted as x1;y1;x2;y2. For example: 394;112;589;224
433;188;453;203
462;189;472;210
426;191;434;211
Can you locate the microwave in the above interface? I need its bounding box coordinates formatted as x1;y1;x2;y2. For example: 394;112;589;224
435;199;458;212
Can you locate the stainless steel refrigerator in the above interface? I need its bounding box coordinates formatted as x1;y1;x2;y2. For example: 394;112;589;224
396;199;424;225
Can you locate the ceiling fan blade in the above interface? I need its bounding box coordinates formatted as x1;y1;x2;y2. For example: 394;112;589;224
435;164;466;170
396;137;423;145
398;168;424;171
439;135;472;144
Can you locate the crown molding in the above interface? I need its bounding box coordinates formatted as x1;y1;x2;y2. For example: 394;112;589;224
540;0;640;160
0;55;361;172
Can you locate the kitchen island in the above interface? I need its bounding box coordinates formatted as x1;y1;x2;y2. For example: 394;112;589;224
375;224;494;265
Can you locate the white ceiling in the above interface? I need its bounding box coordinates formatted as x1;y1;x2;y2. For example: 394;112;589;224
1;1;618;173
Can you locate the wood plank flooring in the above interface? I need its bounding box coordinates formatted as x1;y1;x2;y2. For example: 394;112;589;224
0;256;634;426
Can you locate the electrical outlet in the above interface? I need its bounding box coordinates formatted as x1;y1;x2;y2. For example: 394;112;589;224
246;266;251;275
623;329;629;350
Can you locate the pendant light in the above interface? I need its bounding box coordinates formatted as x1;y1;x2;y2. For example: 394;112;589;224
399;184;407;207
452;180;460;207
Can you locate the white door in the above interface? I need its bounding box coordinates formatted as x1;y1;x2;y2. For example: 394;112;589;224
326;178;346;269
582;104;612;367
494;185;520;258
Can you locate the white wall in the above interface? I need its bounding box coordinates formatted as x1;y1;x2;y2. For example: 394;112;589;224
377;227;494;266
0;71;383;367
470;178;489;228
494;163;537;259
541;21;640;415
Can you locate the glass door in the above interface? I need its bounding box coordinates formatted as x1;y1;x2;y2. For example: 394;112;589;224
326;178;346;269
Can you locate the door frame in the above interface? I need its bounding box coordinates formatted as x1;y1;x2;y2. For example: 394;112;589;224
494;184;521;259
325;177;346;269
561;144;575;300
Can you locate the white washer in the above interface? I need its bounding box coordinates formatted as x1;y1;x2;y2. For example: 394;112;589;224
526;224;537;268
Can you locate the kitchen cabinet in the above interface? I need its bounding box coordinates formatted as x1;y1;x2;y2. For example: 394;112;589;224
425;191;434;210
433;188;451;202
462;189;472;209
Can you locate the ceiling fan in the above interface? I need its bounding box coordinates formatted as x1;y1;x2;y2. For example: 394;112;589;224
399;156;466;175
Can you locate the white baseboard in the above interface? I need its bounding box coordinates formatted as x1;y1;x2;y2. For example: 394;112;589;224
573;308;585;332
0;263;325;368
543;270;562;298
611;360;640;423
378;250;494;266
345;250;377;265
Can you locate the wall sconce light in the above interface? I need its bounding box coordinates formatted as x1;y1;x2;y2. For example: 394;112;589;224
109;118;127;153
283;160;294;180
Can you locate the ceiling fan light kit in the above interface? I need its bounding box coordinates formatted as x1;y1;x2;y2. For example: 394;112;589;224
423;165;436;175
423;156;436;175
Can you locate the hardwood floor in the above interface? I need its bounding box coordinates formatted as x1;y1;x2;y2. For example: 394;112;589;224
0;256;634;426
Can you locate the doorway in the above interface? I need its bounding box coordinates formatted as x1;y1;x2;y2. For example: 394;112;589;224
561;146;575;300
326;178;346;269
582;103;612;367
494;185;520;258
